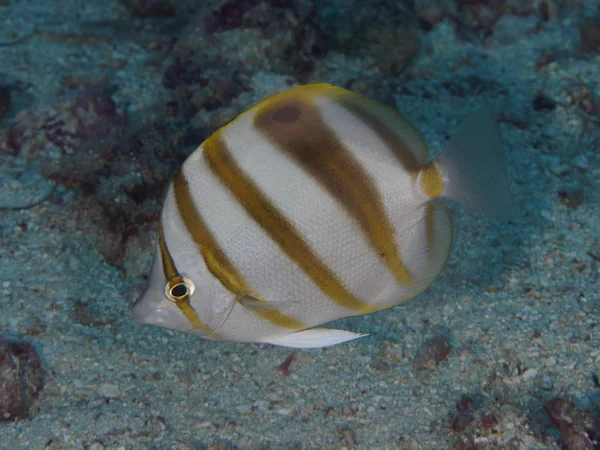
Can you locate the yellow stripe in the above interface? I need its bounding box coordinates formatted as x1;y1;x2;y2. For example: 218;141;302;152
378;201;453;312
173;170;251;295
250;308;305;329
202;136;374;314
238;295;306;329
172;170;305;329
158;221;177;280
158;219;216;335
176;294;209;331
420;163;444;198
252;87;414;286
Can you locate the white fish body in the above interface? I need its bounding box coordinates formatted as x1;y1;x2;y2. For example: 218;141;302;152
133;84;515;348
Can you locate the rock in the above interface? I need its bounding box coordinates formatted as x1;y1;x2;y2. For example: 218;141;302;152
579;17;600;53
493;14;539;45
235;404;253;414
532;92;557;111
521;367;538;381
2;90;123;159
544;397;598;449
122;0;175;18
0;86;10;118
573;155;588;170
414;0;453;29
98;383;121;398
317;1;420;75
413;335;451;381
541;374;553;390
0;337;45;421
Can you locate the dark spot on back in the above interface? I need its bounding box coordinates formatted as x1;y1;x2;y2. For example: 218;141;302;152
272;105;301;123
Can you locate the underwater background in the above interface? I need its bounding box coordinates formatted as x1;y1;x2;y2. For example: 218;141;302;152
1;0;599;448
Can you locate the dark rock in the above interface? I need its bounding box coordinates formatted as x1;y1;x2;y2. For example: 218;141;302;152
565;85;600;117
579;17;600;53
316;1;420;75
203;0;262;33
452;412;475;431
123;0;176;18
456;0;505;41
0;337;45;421
414;0;454;29
544;397;598;450
71;299;117;327
441;75;504;97
413;335;451;380
456;395;476;413
492;14;539;45
40;121;181;273
0;86;10;118
161;0;322;118
532;92;557;111
557;188;584;210
480;413;499;429
2;90;123;159
414;336;451;369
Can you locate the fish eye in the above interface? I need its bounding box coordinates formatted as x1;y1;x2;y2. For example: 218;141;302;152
165;276;195;303
171;283;188;297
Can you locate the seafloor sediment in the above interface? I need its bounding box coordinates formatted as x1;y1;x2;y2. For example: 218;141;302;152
0;1;599;449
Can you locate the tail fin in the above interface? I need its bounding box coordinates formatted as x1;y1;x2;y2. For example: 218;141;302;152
435;107;516;220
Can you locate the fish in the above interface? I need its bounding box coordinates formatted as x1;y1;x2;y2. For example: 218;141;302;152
133;83;516;348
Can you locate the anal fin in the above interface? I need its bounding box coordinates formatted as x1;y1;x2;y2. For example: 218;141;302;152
262;328;368;348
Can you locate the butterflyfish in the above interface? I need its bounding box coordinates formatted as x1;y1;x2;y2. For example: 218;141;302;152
133;83;515;348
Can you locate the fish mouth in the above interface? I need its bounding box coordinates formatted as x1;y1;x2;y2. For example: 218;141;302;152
132;301;157;325
131;290;171;326
132;296;210;336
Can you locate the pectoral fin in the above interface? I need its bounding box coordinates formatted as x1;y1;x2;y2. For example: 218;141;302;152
238;295;275;312
262;328;368;348
238;295;306;329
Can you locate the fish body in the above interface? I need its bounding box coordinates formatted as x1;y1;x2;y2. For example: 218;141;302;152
133;84;515;348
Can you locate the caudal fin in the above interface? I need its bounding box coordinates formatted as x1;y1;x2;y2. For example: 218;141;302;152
435;107;516;219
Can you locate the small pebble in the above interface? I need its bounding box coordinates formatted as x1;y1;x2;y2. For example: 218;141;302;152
541;374;553;390
548;162;569;176
235;404;252;414
67;254;83;271
98;383;120;398
341;403;360;415
573;155;588;170
521;368;538;381
413;335;451;378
